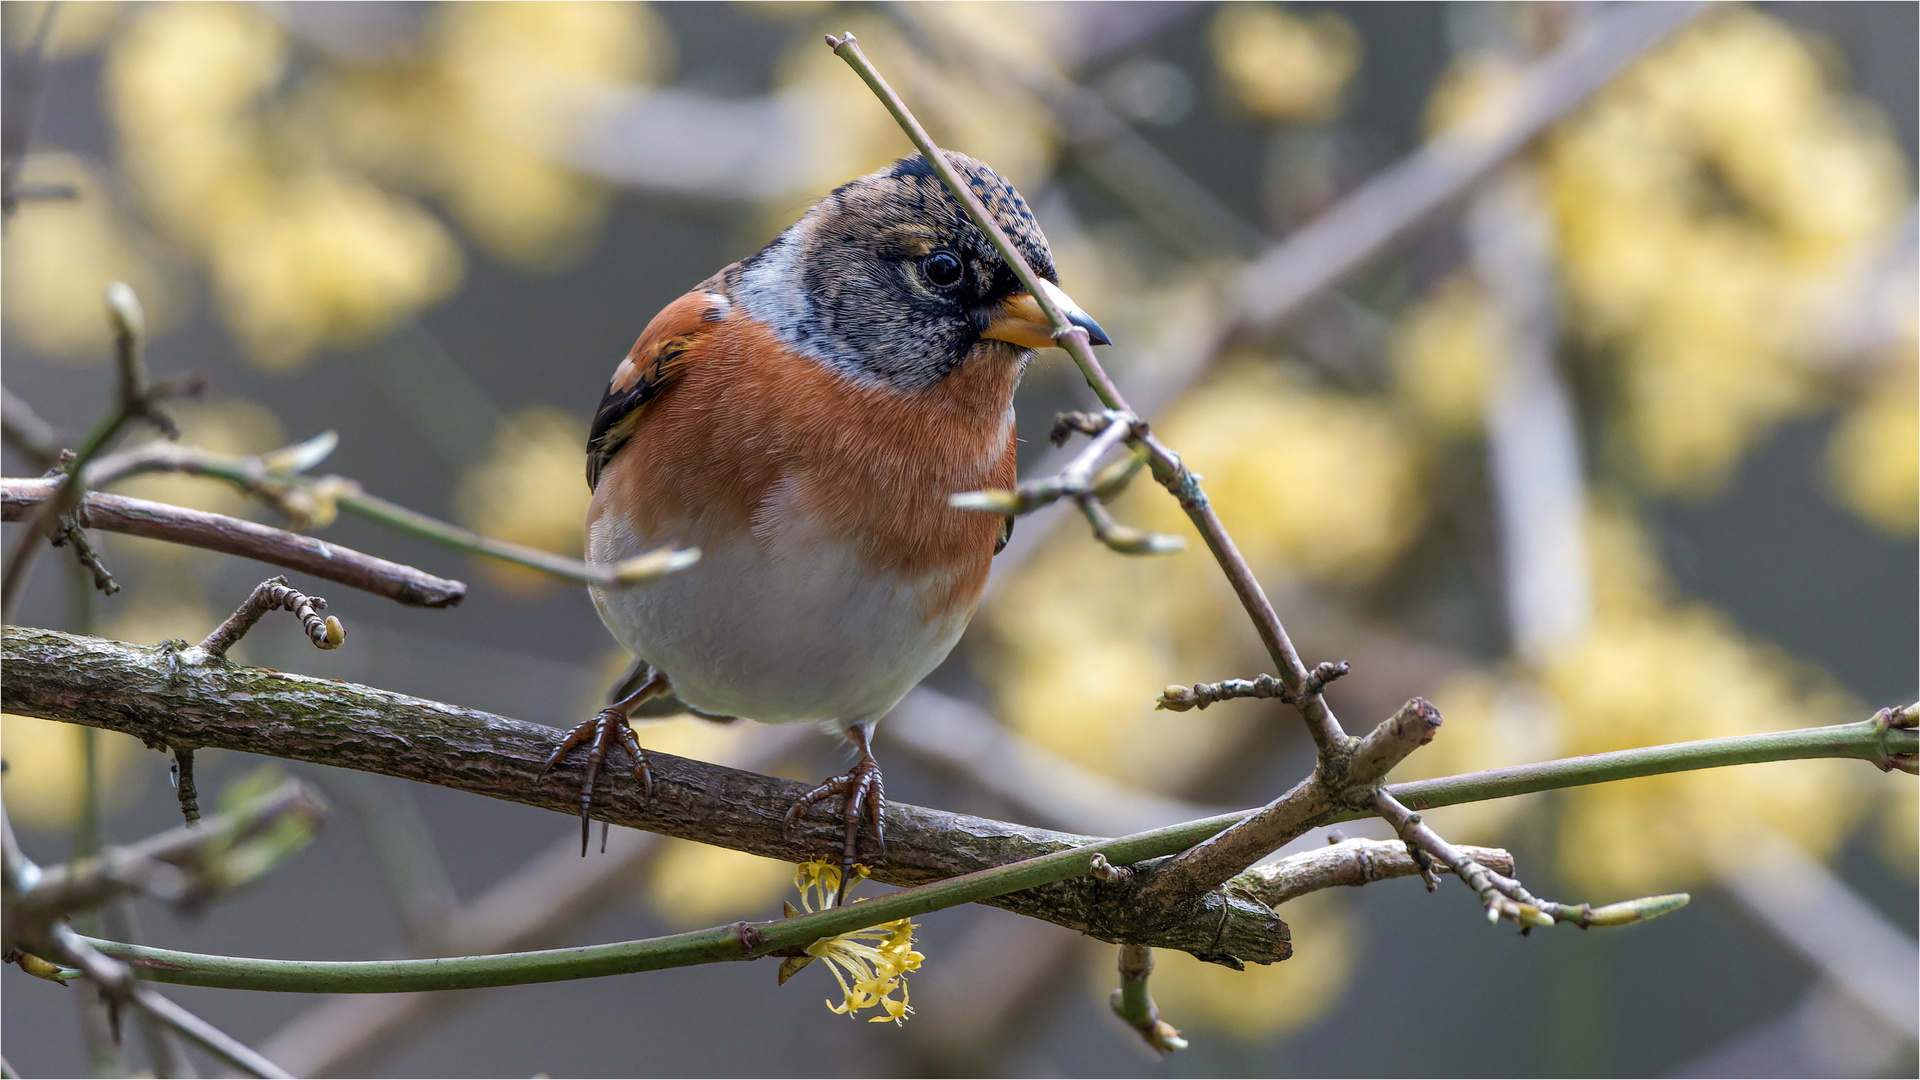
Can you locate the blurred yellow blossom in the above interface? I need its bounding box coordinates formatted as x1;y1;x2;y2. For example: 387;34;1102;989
0;715;147;831
319;2;669;269
985;365;1422;795
1;152;175;361
1210;4;1361;124
647;839;794;929
101;1;665;367
1541;7;1911;495
1389;500;1869;895
1153;365;1424;583
453;407;592;593
105;2;463;369
1129;889;1356;1039
100;587;218;648
1390;273;1497;438
1547;604;1863;895
1543;506;1863;895
1827;357;1918;537
1422;54;1522;142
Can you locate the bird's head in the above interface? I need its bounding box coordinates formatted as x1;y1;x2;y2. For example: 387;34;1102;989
731;151;1108;391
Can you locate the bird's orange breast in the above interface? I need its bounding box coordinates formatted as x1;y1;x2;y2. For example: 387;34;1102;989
595;314;1020;624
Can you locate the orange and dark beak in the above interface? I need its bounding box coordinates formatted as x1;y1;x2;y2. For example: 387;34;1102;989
982;278;1110;349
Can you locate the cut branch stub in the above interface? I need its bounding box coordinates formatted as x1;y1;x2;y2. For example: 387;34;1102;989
1347;697;1443;789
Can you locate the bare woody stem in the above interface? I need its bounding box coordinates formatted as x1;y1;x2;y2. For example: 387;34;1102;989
1371;791;1687;930
3;478;467;608
71;436;698;588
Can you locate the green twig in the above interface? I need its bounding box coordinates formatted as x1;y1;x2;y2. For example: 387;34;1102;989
82;829;1185;994
1109;945;1187;1054
74;438;696;588
1361;710;1920;817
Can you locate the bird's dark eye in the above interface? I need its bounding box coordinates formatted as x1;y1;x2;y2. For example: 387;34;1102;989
922;250;963;289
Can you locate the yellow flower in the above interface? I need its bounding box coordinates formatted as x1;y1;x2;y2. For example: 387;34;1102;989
787;860;924;1025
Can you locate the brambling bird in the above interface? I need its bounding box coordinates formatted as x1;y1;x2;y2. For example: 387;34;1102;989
546;150;1108;889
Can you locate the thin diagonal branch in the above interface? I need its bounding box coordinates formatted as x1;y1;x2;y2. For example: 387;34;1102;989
74;437;699;588
824;33;1348;778
3;477;467;607
1;284;203;611
131;987;292;1080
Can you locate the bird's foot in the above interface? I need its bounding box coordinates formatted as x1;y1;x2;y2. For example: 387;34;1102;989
542;706;652;856
785;755;886;905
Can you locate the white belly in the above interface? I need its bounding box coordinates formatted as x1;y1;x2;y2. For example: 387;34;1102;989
587;509;969;730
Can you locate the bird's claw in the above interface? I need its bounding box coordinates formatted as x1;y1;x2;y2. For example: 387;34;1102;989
544;706;653;856
786;757;886;903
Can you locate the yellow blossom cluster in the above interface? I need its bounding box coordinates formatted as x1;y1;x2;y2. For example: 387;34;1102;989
1826;346;1918;537
312;1;669;269
1542;7;1911;495
1542;506;1865;894
986;365;1424;796
788;860;924;1025
1389;274;1497;439
1398;505;1868;896
96;2;665;369
0;152;176;361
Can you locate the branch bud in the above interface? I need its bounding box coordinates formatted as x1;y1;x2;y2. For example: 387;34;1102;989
105;282;145;343
949;489;1024;515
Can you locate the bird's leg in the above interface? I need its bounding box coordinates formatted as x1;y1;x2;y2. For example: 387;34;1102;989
542;666;670;855
785;722;886;906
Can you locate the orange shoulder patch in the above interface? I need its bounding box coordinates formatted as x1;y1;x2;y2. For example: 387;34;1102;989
587;289;731;490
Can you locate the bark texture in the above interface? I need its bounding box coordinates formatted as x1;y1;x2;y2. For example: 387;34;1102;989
2;626;1290;964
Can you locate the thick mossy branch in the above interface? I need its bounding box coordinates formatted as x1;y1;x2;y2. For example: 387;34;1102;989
8;628;1907;968
0;626;1288;964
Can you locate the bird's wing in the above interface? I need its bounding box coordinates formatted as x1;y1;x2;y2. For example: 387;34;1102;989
586;287;733;491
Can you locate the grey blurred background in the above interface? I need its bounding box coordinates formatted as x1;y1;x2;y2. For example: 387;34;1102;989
2;3;1914;1077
